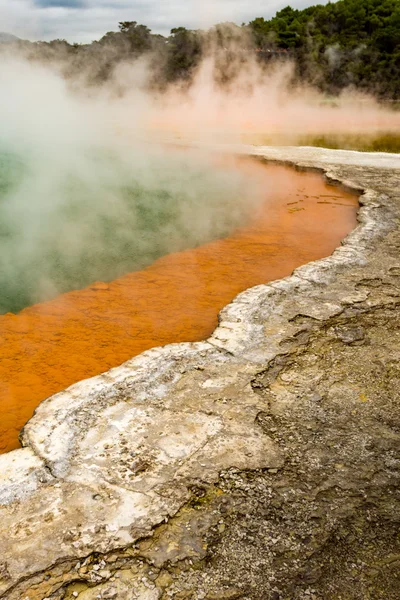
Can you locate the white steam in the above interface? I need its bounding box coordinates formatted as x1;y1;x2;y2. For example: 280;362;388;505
0;56;266;313
0;43;399;313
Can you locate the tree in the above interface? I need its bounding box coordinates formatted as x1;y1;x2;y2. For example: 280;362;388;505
118;22;137;33
166;27;203;81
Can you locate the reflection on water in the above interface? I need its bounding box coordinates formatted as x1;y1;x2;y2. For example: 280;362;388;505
0;159;358;453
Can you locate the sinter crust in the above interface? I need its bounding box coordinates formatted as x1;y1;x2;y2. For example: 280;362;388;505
0;146;399;600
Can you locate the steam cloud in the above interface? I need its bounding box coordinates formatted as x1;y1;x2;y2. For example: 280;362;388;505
0;56;265;313
0;37;399;313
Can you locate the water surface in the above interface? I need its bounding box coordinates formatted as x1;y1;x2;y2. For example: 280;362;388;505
0;158;358;453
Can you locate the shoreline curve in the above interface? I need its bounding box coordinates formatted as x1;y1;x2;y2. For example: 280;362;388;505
0;145;399;600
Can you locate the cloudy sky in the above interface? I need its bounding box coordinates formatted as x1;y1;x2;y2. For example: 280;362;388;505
0;0;329;43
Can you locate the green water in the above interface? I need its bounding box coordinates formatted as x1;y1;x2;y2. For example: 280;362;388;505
0;147;260;314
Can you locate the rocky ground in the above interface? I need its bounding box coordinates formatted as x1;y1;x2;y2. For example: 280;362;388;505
0;147;399;600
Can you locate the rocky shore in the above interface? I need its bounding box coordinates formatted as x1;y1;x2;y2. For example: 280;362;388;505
0;146;399;600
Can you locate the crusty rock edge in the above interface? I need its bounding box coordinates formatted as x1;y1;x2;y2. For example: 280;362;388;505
0;146;399;600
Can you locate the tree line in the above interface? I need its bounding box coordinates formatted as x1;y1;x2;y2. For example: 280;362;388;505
5;0;400;98
250;0;399;97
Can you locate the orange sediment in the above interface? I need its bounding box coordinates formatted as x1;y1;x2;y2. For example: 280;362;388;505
0;160;358;453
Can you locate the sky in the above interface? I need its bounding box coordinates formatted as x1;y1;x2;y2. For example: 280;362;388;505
0;0;329;43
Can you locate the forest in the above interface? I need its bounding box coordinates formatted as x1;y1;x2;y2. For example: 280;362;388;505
2;0;400;98
250;0;400;97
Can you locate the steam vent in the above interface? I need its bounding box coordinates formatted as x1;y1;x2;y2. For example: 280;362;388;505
0;146;400;600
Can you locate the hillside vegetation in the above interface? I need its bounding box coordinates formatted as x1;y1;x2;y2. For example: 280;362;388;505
250;0;400;97
2;0;400;98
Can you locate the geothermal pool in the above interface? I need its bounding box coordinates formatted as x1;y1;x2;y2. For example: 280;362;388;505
0;156;358;453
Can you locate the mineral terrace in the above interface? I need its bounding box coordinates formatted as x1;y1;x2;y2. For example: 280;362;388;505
0;147;399;600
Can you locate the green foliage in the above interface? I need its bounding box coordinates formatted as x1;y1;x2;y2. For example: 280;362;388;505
249;0;400;97
7;0;399;97
101;21;153;53
118;21;137;33
166;27;203;81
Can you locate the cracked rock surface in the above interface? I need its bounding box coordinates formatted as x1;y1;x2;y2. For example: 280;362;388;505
0;147;399;600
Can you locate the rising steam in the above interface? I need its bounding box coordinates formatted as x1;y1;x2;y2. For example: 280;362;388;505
0;34;399;313
0;56;266;313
